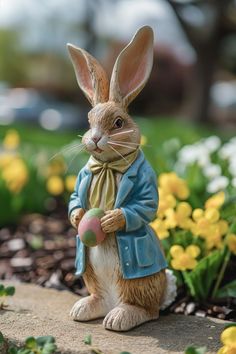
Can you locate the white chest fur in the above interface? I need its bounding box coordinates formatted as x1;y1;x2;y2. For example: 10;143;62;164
89;235;120;309
88;172;122;309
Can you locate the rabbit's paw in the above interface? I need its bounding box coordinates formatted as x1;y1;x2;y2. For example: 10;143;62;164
70;295;107;321
103;304;157;331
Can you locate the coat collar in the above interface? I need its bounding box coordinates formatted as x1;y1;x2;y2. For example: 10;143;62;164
82;150;145;208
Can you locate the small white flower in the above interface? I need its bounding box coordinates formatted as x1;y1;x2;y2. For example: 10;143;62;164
203;136;221;153
207;176;229;193
229;157;236;177
232;177;236;188
218;142;236;160
203;164;222;179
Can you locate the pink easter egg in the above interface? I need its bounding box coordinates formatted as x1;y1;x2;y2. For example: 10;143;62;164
78;208;106;247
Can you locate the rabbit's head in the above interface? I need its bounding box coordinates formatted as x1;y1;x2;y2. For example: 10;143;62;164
67;26;153;162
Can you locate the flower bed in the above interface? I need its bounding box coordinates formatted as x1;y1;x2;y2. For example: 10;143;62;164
0;128;236;321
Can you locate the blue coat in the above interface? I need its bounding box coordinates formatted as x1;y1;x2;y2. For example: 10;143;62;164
68;150;167;279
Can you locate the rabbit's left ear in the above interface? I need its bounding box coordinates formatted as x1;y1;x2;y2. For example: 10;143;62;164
109;26;154;109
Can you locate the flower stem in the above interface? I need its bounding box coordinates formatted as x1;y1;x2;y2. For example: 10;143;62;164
212;248;231;299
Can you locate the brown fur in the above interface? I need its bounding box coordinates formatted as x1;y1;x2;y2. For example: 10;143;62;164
117;270;166;316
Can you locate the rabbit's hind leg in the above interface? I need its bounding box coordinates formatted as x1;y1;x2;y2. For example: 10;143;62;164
103;270;166;331
70;263;108;321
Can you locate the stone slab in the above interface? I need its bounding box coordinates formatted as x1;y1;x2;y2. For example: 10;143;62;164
0;282;227;354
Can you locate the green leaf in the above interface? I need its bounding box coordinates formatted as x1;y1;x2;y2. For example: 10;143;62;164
25;337;37;349
17;349;32;354
185;346;207;354
5;286;15;296
7;347;18;354
216;280;236;298
182;249;225;301
36;336;55;346
83;334;92;345
0;331;4;344
41;342;57;354
0;285;5;296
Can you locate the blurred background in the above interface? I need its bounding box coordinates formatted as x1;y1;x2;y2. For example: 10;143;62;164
0;0;236;295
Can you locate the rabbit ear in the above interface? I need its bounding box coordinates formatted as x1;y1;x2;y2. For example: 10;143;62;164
109;26;154;108
67;44;109;106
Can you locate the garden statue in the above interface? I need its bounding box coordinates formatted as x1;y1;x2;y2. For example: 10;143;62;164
67;26;176;331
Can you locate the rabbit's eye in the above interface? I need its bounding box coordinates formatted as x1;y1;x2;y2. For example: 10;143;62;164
114;117;124;129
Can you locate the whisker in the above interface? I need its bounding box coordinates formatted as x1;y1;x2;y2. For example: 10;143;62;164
108;139;140;146
108;129;134;137
65;145;86;173
109;144;133;168
49;142;85;161
110;139;152;148
77;134;84;138
108;141;137;150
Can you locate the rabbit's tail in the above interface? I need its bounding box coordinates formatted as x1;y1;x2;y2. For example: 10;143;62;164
160;269;177;310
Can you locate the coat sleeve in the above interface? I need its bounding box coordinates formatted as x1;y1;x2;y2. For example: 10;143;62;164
120;162;158;232
68;168;85;217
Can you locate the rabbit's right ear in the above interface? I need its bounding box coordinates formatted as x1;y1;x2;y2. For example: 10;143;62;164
67;44;109;106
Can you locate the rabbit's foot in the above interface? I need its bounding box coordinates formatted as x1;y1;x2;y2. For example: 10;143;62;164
70;295;107;321
103;304;158;331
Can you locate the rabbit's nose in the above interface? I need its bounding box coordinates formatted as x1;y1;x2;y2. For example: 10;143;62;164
92;135;101;143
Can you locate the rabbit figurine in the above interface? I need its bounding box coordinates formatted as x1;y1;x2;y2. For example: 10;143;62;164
67;26;176;331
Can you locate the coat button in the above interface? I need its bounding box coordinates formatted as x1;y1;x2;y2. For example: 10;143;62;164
125;246;129;250
126;262;130;266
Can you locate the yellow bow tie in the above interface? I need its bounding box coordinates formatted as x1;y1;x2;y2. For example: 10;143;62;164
89;149;139;210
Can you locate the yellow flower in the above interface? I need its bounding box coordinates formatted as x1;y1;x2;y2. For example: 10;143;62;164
0;153;16;168
205;224;224;250
46;159;66;177
205;191;225;209
217;326;236;354
205;208;220;223
1;157;28;193
150;218;169;239
46;175;64;196
140;135;147;146
3;130;20;150
165;202;192;229
159;172;189;200
158;187;176;218
192;208;204;222
170;245;200;271
226;234;236;255
65;175;77;192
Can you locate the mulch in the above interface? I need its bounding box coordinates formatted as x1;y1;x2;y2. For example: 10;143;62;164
0;211;235;321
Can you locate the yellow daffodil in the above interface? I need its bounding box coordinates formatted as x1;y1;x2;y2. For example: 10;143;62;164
226;234;236;255
165;202;192;230
170;245;200;271
205;224;224;250
140;135;147;146
150;218;169;239
158;187;176;218
65;175;77;192
3;130;20;150
217;326;236;354
0;153;16;168
159;172;189;200
1;157;28;193
46;159;66;177
192;208;204;222
46;175;64;196
205;191;225;209
205;208;220;223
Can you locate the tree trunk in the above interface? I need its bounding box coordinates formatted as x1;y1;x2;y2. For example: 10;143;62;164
188;42;218;123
